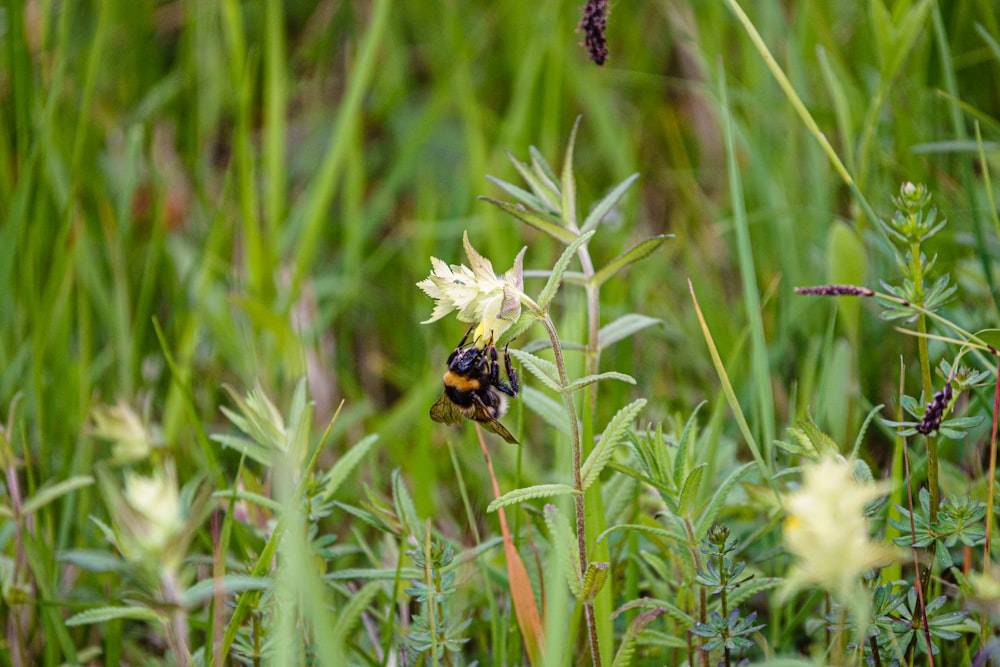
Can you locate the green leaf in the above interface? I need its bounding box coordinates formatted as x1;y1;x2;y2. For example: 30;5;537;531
582;173;641;234
211;432;273;466
694;462;754;539
486;484;578;513
485;175;547;211
611;597;693;626
849;405;885;460
506;149;560;211
673;402;706;489
581;562;609;603
321;434;378;501
529;146;562;196
605;462;676;513
392;469;423;544
510;348;562;392
211;489;282;513
326;567;422;581
597;314;661;350
330;580;382;649
611;608;671;667
581;399;647;492
537;230;595;310
727;577;783;608
544;503;582;598
521;385;570;435
58;549;125;573
789;414;841;456
21;475;94;516
478;197;576;243
561;371;636;394
560;116;582;227
593;235;671;286
677;464;707;515
182;575;271;607
596;523;687;547
66;606;163;626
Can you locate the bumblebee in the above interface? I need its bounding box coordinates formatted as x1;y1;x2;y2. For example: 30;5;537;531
430;328;520;444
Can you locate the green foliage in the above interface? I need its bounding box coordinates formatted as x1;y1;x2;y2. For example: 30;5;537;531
3;0;1000;664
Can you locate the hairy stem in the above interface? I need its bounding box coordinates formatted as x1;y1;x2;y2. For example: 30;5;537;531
538;313;601;666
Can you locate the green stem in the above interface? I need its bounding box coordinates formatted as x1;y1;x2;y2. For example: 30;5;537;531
719;554;731;667
537;313;601;666
907;241;937;522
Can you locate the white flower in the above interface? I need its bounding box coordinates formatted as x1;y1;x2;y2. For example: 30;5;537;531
90;400;157;464
123;465;183;555
417;232;525;342
782;457;896;602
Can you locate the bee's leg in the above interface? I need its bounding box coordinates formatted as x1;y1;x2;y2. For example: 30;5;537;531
487;345;501;386
457;325;475;349
494;344;519;397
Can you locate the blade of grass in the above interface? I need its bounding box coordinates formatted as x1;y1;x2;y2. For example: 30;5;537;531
688;280;774;489
717;58;775;455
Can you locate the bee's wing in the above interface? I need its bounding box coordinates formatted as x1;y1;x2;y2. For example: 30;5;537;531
430;392;463;425
480;417;519;445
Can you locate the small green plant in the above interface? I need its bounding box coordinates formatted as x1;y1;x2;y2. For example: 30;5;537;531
419;120;667;665
403;539;471;664
690;524;762;666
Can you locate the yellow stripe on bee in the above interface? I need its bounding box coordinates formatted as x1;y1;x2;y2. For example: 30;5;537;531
444;371;480;391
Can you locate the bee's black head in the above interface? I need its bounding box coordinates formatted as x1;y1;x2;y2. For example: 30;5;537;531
449;344;488;376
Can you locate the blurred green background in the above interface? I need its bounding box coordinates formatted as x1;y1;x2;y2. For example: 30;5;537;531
3;0;1000;516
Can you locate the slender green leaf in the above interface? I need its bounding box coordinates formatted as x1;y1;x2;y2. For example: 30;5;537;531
66;606;163;626
673;402;706;489
581;399;647;492
330;580;382;648
538;230;595;310
392;469;423;544
321;434;378;501
728;577;783;608
561;371;636;394
21;476;94;516
677;464;706;515
486;484;578;513
58;549;125;573
521;385;570;434
505;150;560;212
593;235;671;286
544;503;582;598
611;597;693;626
597;523;688;552
582;173;640;234
689;280;773;485
182;575;271;607
612;608;671;667
478;196;576;243
581;562;609;603
850;405;885;460
211;489;282;513
693;462;755;539
560;116;581;227
597;314;661;350
510;349;562;392
326;567;422;581
529;146;561;197
484;175;547;211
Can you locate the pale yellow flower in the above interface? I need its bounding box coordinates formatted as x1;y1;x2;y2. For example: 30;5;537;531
90;400;158;464
782;457;896;602
417;232;525;342
122;465;183;557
